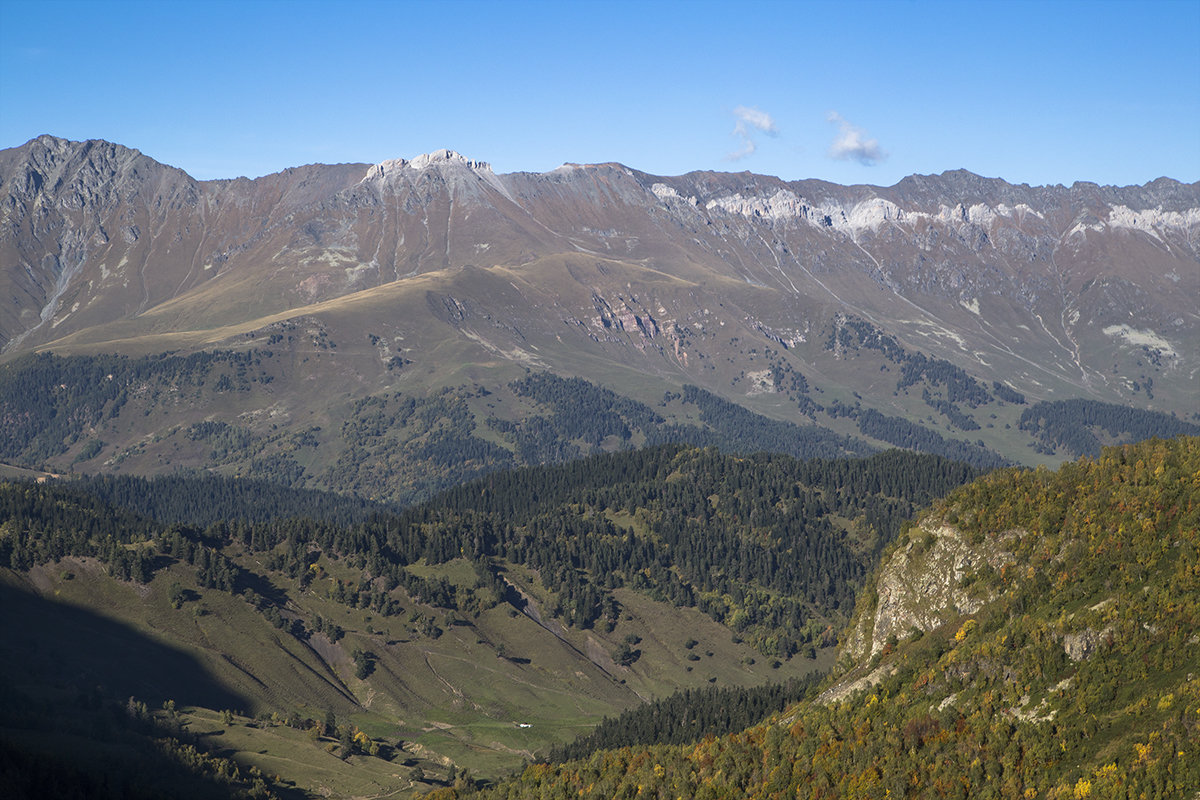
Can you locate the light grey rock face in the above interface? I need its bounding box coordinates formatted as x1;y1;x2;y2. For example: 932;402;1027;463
362;150;494;183
1062;629;1102;662
842;523;1015;663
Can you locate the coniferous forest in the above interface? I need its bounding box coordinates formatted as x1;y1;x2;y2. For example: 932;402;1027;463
1;445;977;660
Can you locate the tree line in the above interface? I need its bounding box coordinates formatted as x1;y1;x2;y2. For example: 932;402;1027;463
547;672;826;763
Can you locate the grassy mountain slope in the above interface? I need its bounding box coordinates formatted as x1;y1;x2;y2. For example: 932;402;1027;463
0;350;899;505
6;294;1189;506
454;436;1200;799
0;346;1029;507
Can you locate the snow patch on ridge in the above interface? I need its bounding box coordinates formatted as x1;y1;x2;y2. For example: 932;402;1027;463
705;190;907;233
1066;206;1200;240
409;149;492;172
361;149;516;202
1068;219;1105;238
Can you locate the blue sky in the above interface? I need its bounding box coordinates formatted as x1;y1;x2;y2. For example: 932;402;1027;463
2;0;1197;186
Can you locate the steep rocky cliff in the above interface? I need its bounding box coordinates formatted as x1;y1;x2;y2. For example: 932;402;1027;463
840;521;1016;663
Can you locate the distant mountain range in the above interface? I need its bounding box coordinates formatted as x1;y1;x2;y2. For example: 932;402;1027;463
1;135;1196;496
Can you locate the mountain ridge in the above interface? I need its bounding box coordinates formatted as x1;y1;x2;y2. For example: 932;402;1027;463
2;134;1195;496
11;133;1195;192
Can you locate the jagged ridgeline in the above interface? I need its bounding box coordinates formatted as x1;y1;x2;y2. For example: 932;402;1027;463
450;437;1199;800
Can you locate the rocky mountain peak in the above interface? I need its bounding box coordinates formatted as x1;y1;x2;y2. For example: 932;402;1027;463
1;134;190;208
361;149;492;182
410;148;490;171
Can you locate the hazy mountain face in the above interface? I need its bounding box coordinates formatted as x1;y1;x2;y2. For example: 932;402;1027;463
1;135;1196;479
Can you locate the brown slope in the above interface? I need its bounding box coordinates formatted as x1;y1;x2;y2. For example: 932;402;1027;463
2;136;1197;425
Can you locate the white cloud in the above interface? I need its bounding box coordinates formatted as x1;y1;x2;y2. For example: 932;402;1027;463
727;105;778;161
734;106;778;135
826;111;887;165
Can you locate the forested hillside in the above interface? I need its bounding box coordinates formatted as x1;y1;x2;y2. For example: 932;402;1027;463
384;445;978;653
0;352;889;504
1018;398;1200;458
446;437;1200;800
73;472;395;526
6;445;977;656
0;444;979;798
